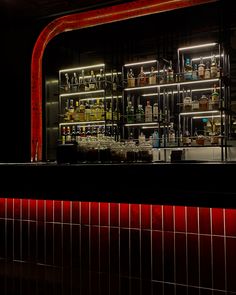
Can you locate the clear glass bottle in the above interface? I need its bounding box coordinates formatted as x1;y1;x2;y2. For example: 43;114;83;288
204;61;211;79
152;129;160;148
167;60;174;83
64;73;70;92
153;102;159;121
97;68;105;90
126;101;134;123
192;64;198;80
210;55;218;78
183;89;192;112
79;101;85;122
169;123;175;145
136;104;144;122
89;70;97;90
198;57;205;79
138;66;147;86
184;58;192;81
149;66;157;85
145;100;153;122
211;84;219;110
112;69;118;91
68;99;75;122
192;96;199;111
127;68;135;87
79;69;86;92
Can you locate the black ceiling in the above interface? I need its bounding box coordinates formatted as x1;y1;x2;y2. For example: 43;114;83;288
1;0;128;22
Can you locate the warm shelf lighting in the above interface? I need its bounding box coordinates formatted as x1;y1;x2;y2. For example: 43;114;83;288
59;121;105;126
180;110;220;116
125;122;159;127
125;85;158;91
193;115;224;119
79;95;122;101
178;43;217;51
180;78;219;86
191;54;223;62
59;64;105;73
124;60;157;67
60;90;105;97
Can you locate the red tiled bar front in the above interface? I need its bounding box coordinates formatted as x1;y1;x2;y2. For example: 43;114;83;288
0;198;236;294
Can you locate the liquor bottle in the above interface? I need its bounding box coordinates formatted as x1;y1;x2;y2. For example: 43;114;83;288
79;102;85;122
183;89;192;112
112;69;118;91
71;125;76;143
85;102;91;121
90;101;96;121
192;64;198;80
199;94;208;111
127;68;135;87
74;101;80;121
204;61;211;79
113;100;120;121
145;100;153;122
152;129;160;148
169;123;175;145
95;99;102;121
72;72;78;92
64;73;70;92
68;99;75;121
64;99;70;122
79;70;86;92
89;70;97;90
137;66;147;86
159;65;166;84
198;57;205;79
97;68;105;89
65;126;71;143
211;84;219;110
166;61;174;83
210;55;218;78
106;102;112;121
136;104;144;122
126;101;134;123
183;129;191;146
192;96;199;111
76;125;81;143
149;66;157;85
61;126;66;144
138;132;146;144
153;102;159;121
184;58;192;81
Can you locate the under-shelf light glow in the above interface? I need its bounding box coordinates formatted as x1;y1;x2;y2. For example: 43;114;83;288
180;78;219;86
125;122;159;127
60;90;104;97
191;54;223;62
124;60;157;67
178;43;217;51
180;110;220;116
59;64;105;73
142;125;170;129
193;114;224;119
125;85;158;91
79;95;122;101
59;120;105;126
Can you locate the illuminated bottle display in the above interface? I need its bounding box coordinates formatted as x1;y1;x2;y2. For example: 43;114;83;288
149;66;157;85
89;70;97;90
198;57;205;79
127;68;135;87
79;70;86;92
184;58;192;81
61;126;66;144
167;61;174;83
204;61;211;79
126;101;134;123
145;100;152;122
210;55;218;78
137;66;147;86
136;104;144;122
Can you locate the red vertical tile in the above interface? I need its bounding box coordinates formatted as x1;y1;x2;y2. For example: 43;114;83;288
100;202;109;226
120;203;129;228
110;203;119;227
175;206;186;232
91;202;99;225
141;204;150;229
54;223;62;266
163;205;174;232
72;201;80;224
81;225;89;271
100;226;109;273
62;224;71;267
81;202;89;225
22;199;28;220
187;233;199;286
90;226;99;272
14;199;21;220
226;237;236;292
29;199;36;221
0;219;6;258
110;227;119;274
120;228;129;277
152;205;162;231
63;201;71;223
72;225;80;268
164;232;174;283
212;208;224;236
175;233;187;285
200;235;212;288
130;229;140;278
152;231;163;281
131;204;140;229
45;200;53;222
225;209;236;237
37;200;45;222
199;208;211;235
54;200;62;223
212;236;225;291
37;221;45;264
187;207;198;233
7;199;13;219
21;221;29;262
45;222;53;266
0;198;6;219
141;230;151;280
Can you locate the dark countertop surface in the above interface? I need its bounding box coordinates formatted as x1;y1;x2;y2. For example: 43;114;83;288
0;161;235;207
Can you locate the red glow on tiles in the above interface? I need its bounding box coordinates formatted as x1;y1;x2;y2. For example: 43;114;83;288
131;204;140;229
46;199;53;222
120;203;129;228
141;204;151;229
152;205;162;230
175;206;186;232
110;203;119;226
31;0;215;161
99;202;109;226
63;201;71;223
212;208;224;235
81;202;90;225
225;209;236;237
0;198;5;219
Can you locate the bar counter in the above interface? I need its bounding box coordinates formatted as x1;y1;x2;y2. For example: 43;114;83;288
1;162;235;207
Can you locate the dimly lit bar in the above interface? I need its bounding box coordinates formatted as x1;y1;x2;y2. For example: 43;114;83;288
1;0;236;294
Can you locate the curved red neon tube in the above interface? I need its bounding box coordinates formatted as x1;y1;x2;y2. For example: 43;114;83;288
31;0;216;161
